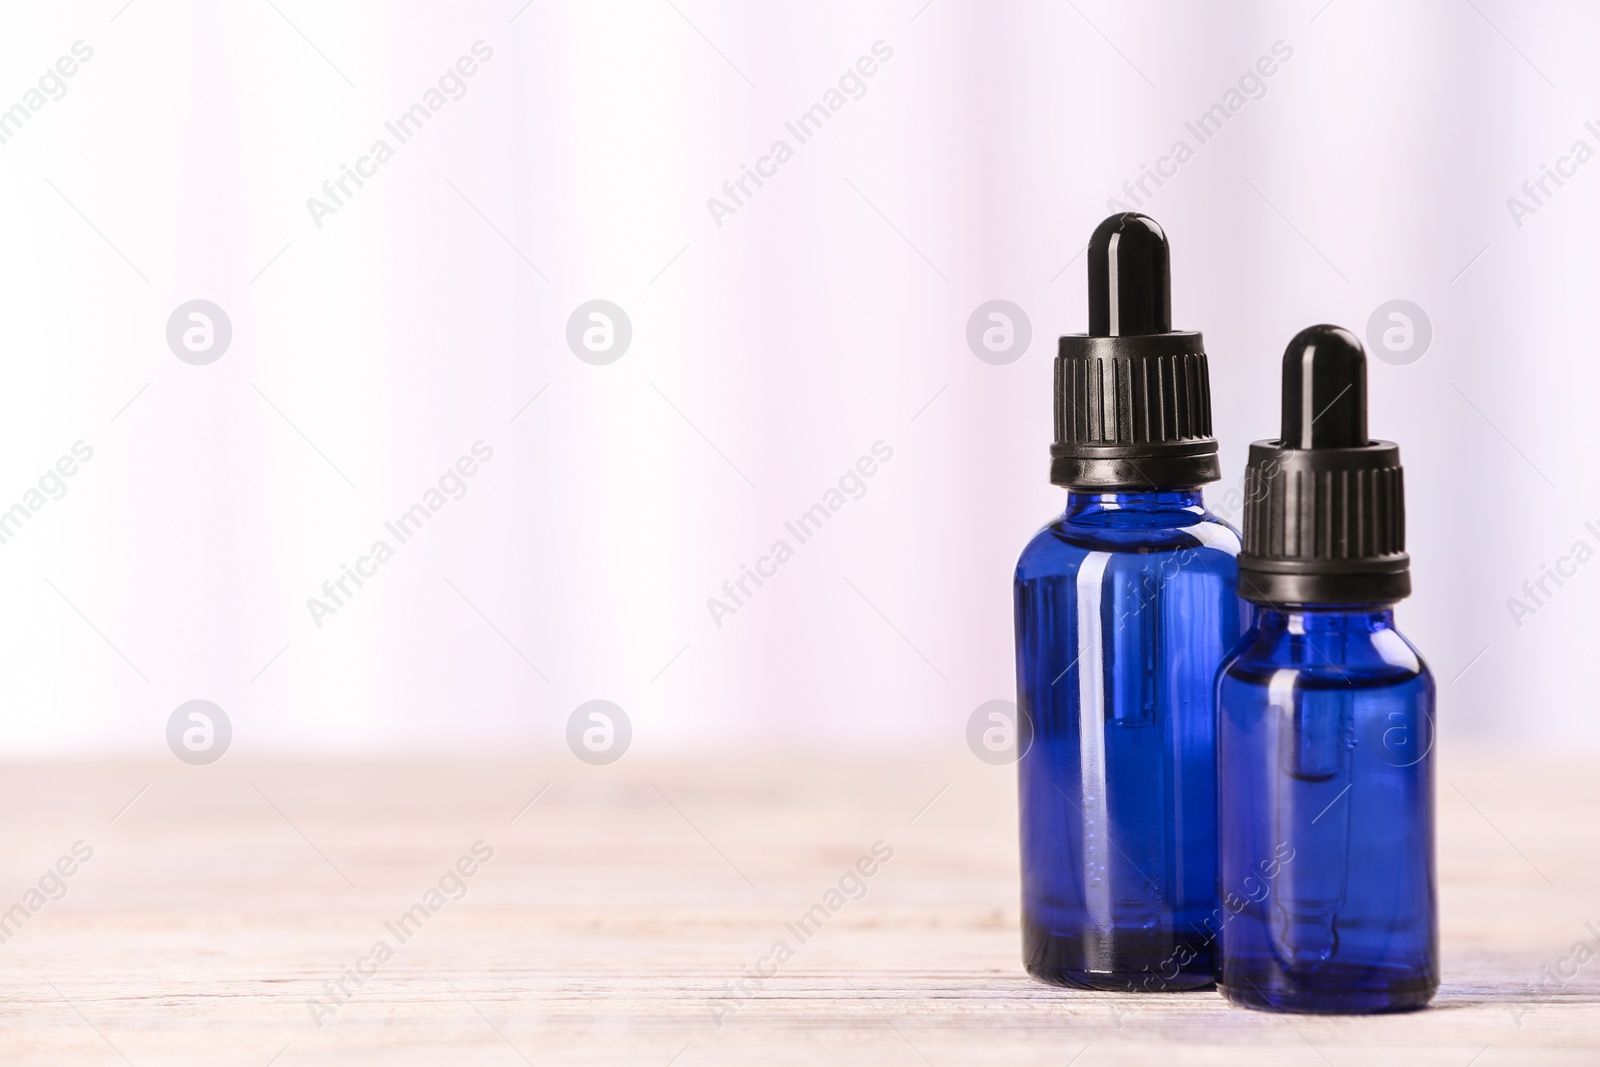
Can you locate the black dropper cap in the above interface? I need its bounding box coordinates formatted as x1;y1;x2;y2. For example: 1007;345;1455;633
1237;325;1410;606
1052;213;1219;489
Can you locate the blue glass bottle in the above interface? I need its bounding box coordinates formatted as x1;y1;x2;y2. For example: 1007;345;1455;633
1015;214;1242;991
1217;325;1437;1014
1216;608;1436;1012
1017;489;1241;990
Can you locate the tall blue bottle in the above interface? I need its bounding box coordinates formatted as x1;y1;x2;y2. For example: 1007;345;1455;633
1217;325;1437;1013
1015;214;1243;991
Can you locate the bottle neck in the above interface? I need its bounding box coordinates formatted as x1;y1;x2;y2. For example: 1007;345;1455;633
1252;606;1397;634
1064;488;1203;519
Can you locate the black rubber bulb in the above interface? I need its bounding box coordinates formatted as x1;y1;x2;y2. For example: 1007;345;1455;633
1279;324;1367;449
1087;212;1171;337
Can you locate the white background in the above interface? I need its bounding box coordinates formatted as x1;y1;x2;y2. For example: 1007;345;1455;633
0;0;1593;756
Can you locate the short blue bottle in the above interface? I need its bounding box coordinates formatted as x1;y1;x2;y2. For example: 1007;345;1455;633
1217;325;1437;1014
1015;214;1243;991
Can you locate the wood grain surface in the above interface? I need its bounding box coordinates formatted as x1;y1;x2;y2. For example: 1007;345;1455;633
0;740;1592;1065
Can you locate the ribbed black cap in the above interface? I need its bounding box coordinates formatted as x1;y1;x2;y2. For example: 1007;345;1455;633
1237;325;1410;606
1051;213;1219;489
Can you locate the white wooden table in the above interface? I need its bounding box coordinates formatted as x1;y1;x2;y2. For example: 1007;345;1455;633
0;742;1591;1064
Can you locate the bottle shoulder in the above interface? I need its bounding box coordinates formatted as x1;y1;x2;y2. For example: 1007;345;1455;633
1220;622;1434;691
1016;508;1241;580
